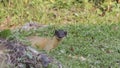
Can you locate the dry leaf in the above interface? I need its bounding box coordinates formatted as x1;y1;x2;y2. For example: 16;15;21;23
80;56;86;61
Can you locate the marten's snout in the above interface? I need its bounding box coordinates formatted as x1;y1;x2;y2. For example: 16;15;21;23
55;30;67;38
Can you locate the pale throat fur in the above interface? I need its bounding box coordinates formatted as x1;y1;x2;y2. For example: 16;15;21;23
44;36;63;51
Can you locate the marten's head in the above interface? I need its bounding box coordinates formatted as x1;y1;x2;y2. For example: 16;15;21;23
54;30;67;39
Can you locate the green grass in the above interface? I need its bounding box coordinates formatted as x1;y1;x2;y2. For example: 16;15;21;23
0;0;120;68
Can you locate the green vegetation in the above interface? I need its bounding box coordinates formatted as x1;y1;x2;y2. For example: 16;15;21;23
0;0;120;68
0;29;11;38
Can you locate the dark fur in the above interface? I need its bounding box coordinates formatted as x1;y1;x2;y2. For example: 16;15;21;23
54;30;67;38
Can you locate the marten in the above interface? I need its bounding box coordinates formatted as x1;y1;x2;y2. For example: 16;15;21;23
27;30;67;51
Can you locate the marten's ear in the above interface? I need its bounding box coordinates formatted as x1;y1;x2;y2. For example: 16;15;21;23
55;30;58;35
64;31;67;36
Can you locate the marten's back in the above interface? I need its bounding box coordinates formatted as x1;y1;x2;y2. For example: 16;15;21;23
27;36;50;49
26;30;67;51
